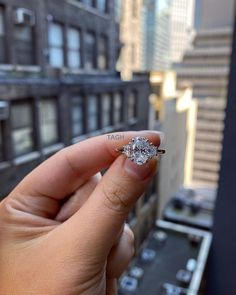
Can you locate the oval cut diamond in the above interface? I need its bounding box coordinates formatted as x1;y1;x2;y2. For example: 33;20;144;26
123;137;157;165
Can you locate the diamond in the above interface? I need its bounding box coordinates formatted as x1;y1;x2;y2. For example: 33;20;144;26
123;137;157;165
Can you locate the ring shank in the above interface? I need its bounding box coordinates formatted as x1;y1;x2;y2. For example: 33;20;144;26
157;149;166;155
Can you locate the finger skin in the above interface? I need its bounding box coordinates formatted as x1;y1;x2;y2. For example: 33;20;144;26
16;131;161;200
106;279;117;295
0;131;161;295
54;155;158;260
106;225;135;295
5;131;161;221
55;173;101;222
107;224;135;279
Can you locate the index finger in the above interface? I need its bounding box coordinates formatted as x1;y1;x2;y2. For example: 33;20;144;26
15;130;162;200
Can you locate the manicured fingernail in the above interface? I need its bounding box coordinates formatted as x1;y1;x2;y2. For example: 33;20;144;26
141;130;164;144
124;158;156;181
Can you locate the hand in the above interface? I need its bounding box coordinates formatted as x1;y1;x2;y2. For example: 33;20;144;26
0;131;161;295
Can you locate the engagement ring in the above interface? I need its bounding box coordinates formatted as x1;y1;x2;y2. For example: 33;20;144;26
117;137;166;165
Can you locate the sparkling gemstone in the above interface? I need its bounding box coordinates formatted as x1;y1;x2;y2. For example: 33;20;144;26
123;137;157;165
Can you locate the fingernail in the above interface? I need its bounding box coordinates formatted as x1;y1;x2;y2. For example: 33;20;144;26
141;130;164;144
124;158;156;181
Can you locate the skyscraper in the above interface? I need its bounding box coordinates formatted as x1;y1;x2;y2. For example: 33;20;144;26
117;0;143;80
141;0;172;71
177;0;235;187
170;0;195;65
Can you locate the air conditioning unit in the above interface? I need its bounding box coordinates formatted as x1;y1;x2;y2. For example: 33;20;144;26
14;8;35;26
0;101;9;120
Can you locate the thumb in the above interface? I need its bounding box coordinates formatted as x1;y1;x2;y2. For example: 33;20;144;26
60;153;158;259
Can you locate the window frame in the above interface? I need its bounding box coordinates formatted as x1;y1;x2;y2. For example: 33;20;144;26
14;15;36;66
71;95;85;138
101;93;112;128
67;26;82;69
0;120;5;162
128;90;138;120
48;21;65;68
113;91;124;124
96;0;108;14
98;35;108;70
0;6;7;64
39;97;60;148
83;0;96;8
87;94;99;132
84;31;96;70
11;99;35;158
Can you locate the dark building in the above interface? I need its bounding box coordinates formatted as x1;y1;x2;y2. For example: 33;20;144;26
208;9;236;295
0;0;155;249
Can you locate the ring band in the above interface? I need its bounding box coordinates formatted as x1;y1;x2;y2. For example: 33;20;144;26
116;136;166;165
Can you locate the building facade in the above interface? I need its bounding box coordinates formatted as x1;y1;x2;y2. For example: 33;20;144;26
170;0;195;65
149;71;192;216
177;0;235;187
0;0;156;249
117;0;143;80
141;0;172;71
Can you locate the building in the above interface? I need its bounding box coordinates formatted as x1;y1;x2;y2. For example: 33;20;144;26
170;0;195;65
141;0;172;71
0;0;156;249
208;16;236;294
149;71;193;216
118;0;196;72
117;0;143;80
194;0;202;30
177;0;235;187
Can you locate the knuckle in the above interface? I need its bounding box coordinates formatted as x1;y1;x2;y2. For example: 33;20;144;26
102;180;130;214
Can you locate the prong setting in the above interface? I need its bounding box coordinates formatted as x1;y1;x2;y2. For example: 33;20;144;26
120;136;162;165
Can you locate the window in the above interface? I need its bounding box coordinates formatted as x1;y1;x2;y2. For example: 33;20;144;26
71;96;84;137
0;122;4;162
67;27;81;69
11;101;34;157
97;0;107;13
102;93;111;127
84;0;95;7
39;98;59;147
114;92;123;124
87;95;98;132
128;91;137;119
14;24;35;65
48;22;64;68
98;36;108;70
0;7;6;63
85;32;96;70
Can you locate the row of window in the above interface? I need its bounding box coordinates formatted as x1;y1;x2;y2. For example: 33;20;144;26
0;92;137;161
0;7;108;69
48;22;108;69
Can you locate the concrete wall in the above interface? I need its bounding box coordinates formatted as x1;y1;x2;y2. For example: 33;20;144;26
200;0;235;29
158;99;187;216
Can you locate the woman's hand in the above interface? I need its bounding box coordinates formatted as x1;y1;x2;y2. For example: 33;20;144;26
0;131;161;295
